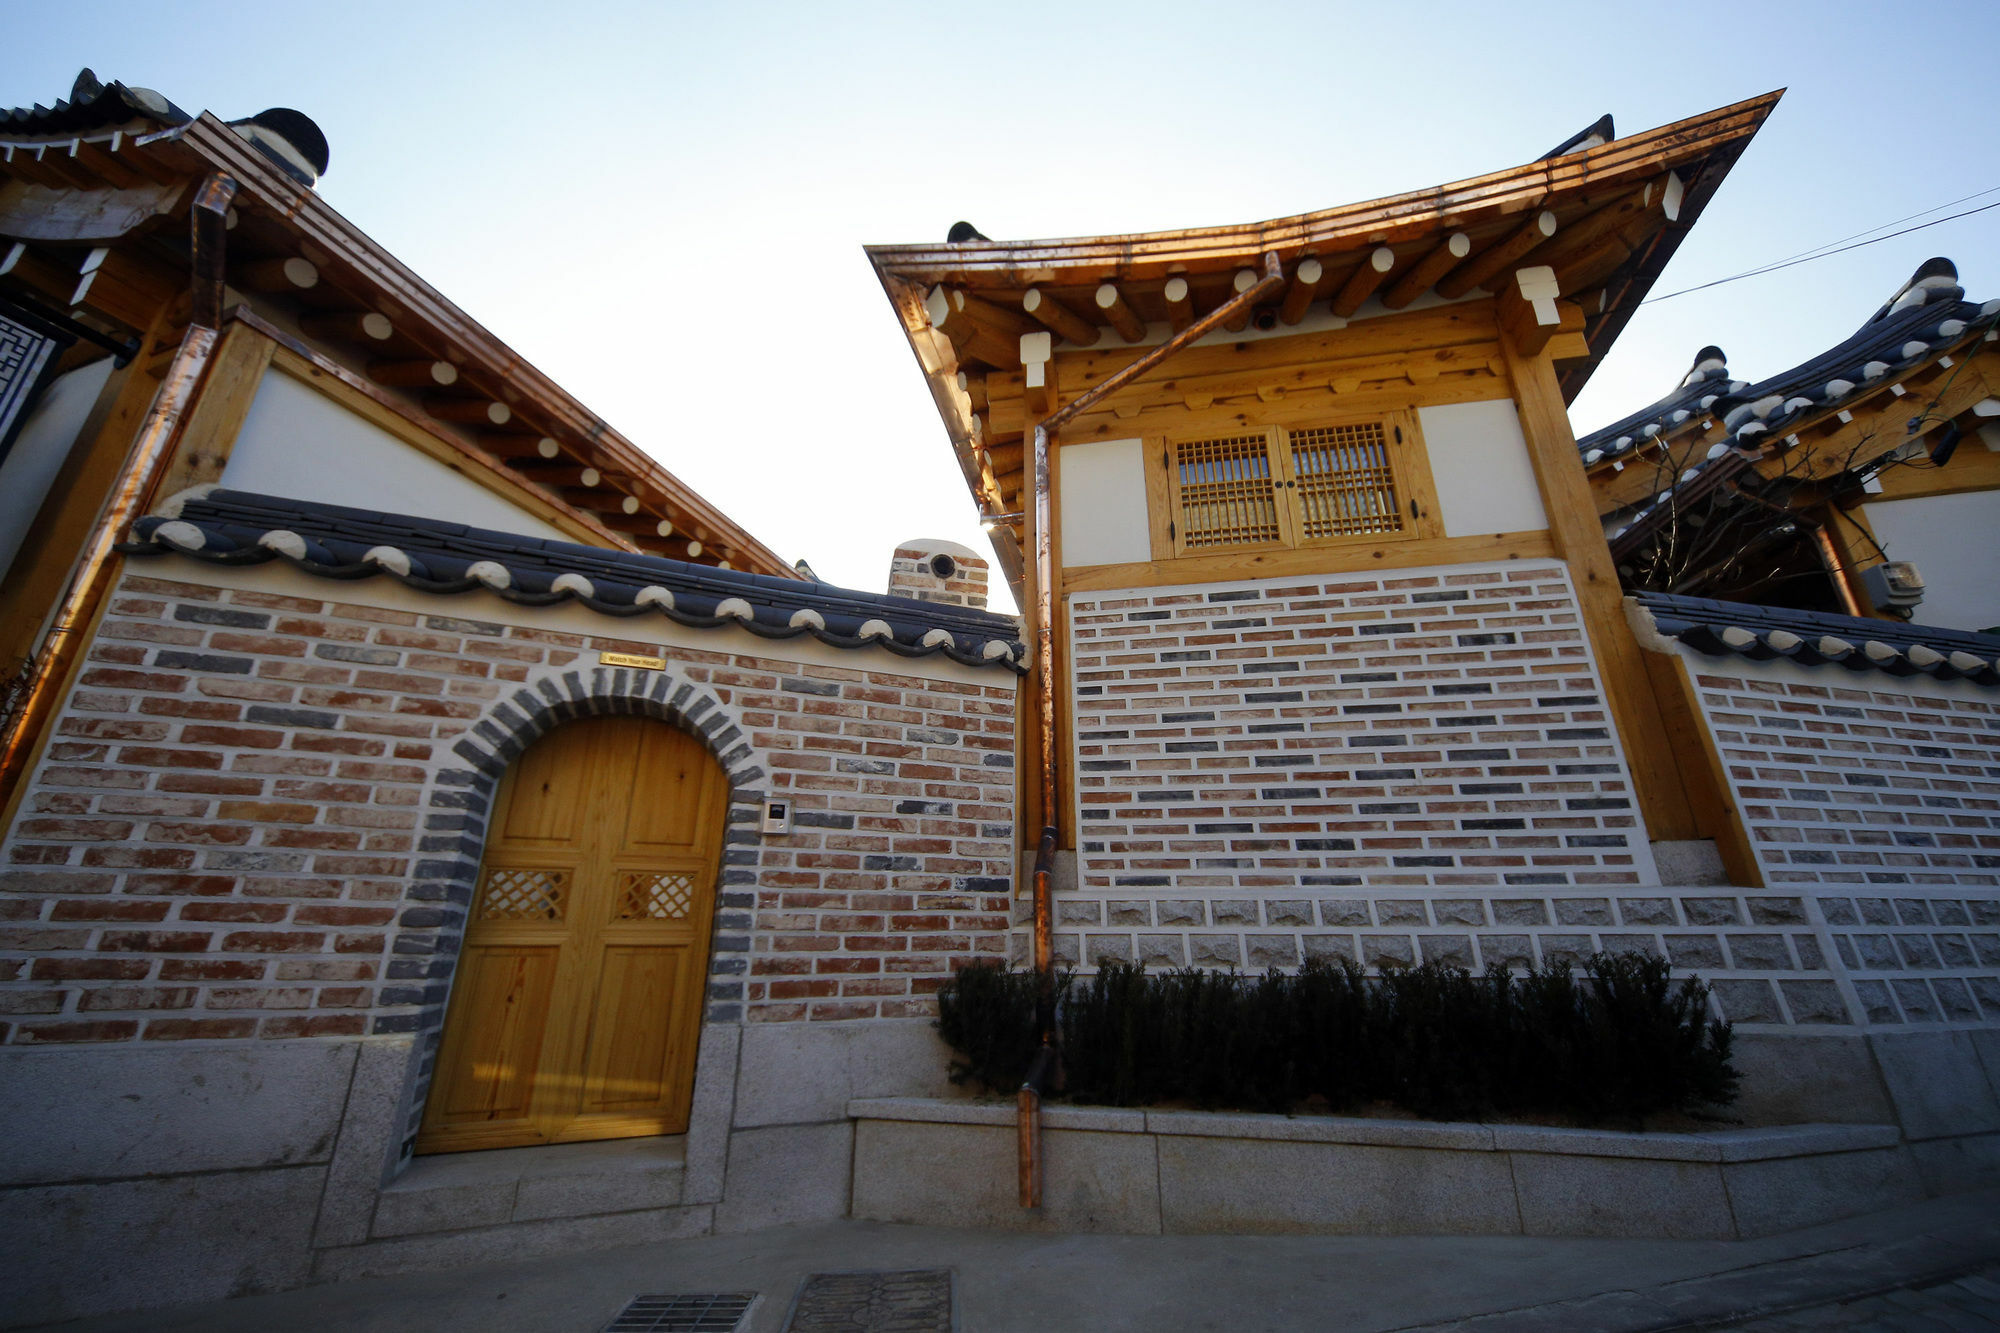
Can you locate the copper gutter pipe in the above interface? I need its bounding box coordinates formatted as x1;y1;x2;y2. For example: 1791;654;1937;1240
0;173;239;808
1016;250;1285;1207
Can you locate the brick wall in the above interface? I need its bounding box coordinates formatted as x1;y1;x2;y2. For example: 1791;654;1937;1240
0;567;1018;1046
1691;665;2000;888
1684;656;2000;1028
886;542;991;610
1066;559;1650;910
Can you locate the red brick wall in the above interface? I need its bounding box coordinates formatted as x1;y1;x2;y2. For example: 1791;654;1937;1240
0;568;1017;1044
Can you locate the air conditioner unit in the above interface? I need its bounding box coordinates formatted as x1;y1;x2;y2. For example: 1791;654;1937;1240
1861;561;1925;613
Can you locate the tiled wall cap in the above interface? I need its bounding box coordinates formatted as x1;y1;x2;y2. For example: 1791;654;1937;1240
550;572;595;598
713;597;756;621
465;560;510;590
788;608;826;630
257;529;308;559
857;619;893;639
1818;635;1855;657
921;628;956;648
1862;640;1899;663
635;585;675;610
363;545;412;576
1949;650;1989;672
1764;629;1802;651
1904;644;1944;667
153;519;206;551
982;640;1014;661
1719;626;1757;649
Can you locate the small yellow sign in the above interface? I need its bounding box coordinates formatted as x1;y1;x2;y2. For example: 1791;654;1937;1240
599;651;666;671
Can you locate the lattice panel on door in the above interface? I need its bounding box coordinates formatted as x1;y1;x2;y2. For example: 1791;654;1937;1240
475;866;569;920
615;871;696;921
1290;421;1405;540
1173;432;1282;549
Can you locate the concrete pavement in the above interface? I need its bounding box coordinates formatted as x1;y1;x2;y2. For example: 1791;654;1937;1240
30;1187;2000;1332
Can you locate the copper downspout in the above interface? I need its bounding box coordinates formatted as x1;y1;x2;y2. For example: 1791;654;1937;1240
1811;520;1866;618
0;173;239;807
1016;250;1285;1207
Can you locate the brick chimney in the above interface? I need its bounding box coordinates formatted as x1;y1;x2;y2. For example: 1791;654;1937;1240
887;538;988;609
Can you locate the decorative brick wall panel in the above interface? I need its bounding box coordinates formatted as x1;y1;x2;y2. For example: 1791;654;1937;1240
1692;668;2000;888
1067;560;1648;905
0;570;1017;1047
1679;657;2000;1029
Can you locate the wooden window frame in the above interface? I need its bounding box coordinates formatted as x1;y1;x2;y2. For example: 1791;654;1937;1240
1161;409;1443;558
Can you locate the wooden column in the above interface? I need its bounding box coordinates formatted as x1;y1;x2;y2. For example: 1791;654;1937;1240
1500;332;1701;843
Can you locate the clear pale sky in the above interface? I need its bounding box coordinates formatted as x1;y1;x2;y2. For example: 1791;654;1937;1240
8;2;1997;613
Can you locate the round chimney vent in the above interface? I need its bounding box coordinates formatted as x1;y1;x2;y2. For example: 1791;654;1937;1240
929;553;958;579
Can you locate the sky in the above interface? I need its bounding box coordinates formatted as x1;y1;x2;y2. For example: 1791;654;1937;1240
8;1;1998;615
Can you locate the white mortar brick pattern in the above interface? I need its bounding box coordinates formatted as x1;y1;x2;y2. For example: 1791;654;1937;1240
1067;560;1647;902
1693;670;2000;888
0;570;1018;1045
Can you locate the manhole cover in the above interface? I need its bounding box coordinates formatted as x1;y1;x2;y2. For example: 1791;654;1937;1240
604;1292;756;1332
783;1270;952;1332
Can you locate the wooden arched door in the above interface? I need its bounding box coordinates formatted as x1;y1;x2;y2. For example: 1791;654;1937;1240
416;716;728;1154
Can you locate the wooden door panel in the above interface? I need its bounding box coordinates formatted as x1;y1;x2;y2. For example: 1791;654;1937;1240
419;715;726;1155
619;726;723;855
494;723;597;847
425;945;561;1132
576;944;687;1119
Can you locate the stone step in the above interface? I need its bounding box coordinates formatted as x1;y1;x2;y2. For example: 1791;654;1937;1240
373;1135;688;1238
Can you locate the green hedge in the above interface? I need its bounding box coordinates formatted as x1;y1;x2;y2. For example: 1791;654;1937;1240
936;954;1737;1122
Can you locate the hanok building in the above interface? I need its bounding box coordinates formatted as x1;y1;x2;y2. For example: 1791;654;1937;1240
2;69;1998;1327
1580;257;2000;632
0;71;1023;1325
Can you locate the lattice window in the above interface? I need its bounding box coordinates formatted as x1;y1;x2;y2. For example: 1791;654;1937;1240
1167;416;1420;555
476;867;568;920
615;871;696;921
1170;431;1284;551
1290;421;1404;540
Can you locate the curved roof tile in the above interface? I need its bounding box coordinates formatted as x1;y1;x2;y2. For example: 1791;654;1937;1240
1632;591;2000;686
124;490;1028;675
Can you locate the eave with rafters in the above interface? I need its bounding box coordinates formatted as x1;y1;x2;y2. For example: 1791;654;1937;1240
0;87;792;578
866;90;1782;597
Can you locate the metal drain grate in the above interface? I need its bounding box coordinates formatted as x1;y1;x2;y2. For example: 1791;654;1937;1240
784;1270;952;1331
604;1292;756;1332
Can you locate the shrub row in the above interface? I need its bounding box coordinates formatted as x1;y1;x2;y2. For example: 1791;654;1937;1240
936;953;1737;1122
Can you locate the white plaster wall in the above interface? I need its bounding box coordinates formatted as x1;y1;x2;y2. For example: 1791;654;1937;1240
0;357;114;586
221;370;571;541
1418;399;1549;537
1060;438;1151;567
1862;489;2000;632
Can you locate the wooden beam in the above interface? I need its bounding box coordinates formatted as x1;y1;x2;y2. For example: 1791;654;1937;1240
1163;276;1194;332
1278;257;1325;325
1022;288;1098;346
234;256;319;294
1496;268;1564;358
1329;247;1395;318
152;323;277;502
0;240;79;304
957;369;989;412
369;358;458;389
0;179;187;243
1382;233;1471;310
426;397;513;428
298;310;395;344
509;462;602;490
1094;282;1146;343
1021;332;1057;417
1222;267;1262;333
1437;211;1556;300
1500;334;1699;843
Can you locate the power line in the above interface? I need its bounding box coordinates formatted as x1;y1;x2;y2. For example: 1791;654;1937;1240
1728;183;2000;275
1644;196;2000;305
